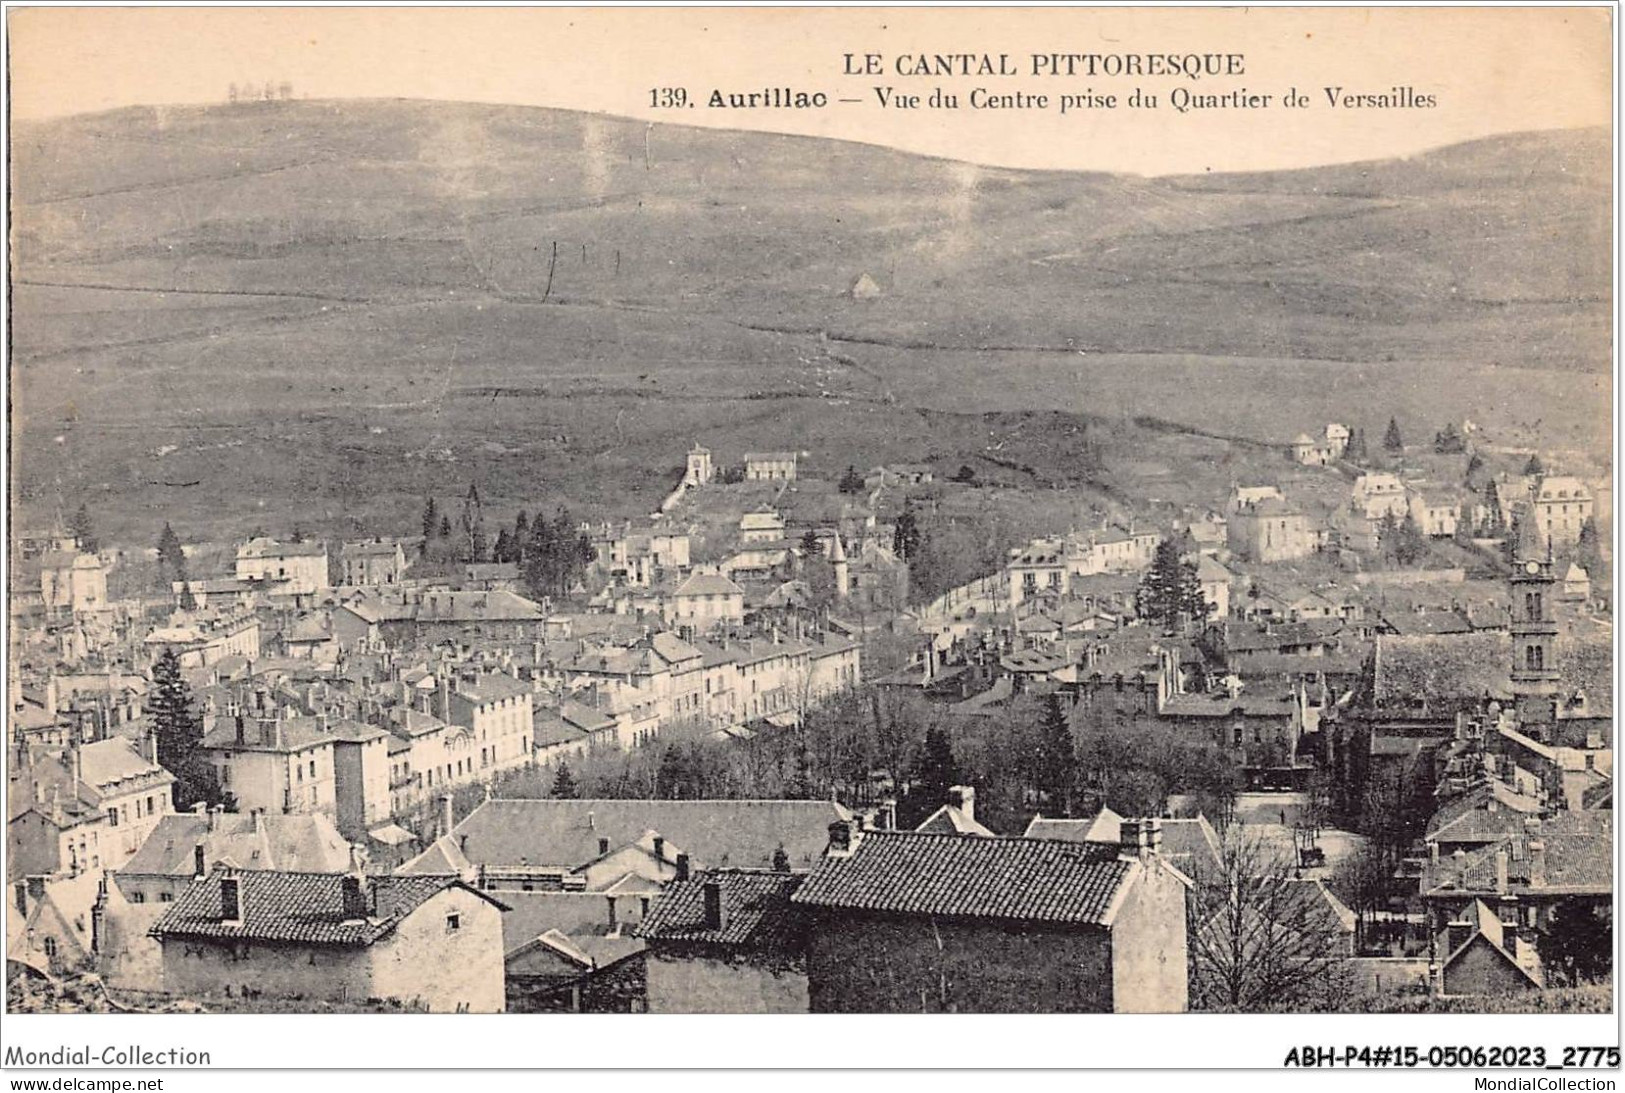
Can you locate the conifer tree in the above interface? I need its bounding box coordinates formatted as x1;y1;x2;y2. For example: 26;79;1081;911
1138;539;1207;629
551;760;579;799
69;504;97;553
1383;417;1404;452
146;649;224;810
1034;692;1079;817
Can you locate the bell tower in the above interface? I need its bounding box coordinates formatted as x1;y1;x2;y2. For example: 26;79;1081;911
1509;546;1560;732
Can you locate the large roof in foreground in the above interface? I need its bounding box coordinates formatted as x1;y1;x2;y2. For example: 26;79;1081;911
791;831;1138;926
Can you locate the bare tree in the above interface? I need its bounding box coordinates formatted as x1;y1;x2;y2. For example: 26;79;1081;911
1188;827;1353;1011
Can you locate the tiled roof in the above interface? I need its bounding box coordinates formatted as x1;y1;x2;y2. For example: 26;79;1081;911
78;738;171;790
150;868;501;947
636;869;804;949
791;831;1138;926
340;541;403;557
456;672;531;705
200;715;336;753
401;798;852;875
914;805;996;837
676;573;745;598
238;537;326;559
120;812;354;876
1425;788;1536;844
1421;811;1612;897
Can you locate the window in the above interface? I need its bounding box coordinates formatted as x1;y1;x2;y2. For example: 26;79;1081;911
310;760;317;778
159;892;174;903
1526;645;1544;672
43;937;57;959
107;808;120;827
131;892;146;904
445;913;461;933
146;795;156;815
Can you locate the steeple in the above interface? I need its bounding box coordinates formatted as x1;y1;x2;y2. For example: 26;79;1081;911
1508;536;1560;734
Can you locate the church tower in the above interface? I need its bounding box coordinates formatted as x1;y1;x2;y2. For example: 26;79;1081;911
1508;540;1560;732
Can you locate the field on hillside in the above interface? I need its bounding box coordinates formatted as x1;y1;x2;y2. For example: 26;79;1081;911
9;100;1611;546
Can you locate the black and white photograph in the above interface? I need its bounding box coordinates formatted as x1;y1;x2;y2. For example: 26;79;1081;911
0;3;1616;1077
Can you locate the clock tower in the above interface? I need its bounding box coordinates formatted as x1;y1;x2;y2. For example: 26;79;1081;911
1509;549;1561;731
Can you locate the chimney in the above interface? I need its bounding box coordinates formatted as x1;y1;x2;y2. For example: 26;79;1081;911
193;844;206;877
878;797;897;831
440;795;455;839
827;819;856;856
437;673;451;723
340;874;368;921
1494;849;1509;894
947;785;976;824
598;836;610;857
1528;840;1547;887
675;853;691;883
220;875;241;922
192;801;207;816
208;805;222;833
702;881;726;931
1120;818;1163;861
652;835;665;862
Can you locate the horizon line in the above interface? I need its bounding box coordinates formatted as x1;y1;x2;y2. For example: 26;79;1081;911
14;93;1611;181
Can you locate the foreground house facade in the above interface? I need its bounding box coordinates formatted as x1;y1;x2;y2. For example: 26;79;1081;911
791;819;1190;1013
149;867;508;1012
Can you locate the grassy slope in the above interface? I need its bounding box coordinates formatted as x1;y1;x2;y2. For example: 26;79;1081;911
9;100;1611;544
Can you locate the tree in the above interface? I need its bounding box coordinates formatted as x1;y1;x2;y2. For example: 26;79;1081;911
550;761;579;800
492;528;513;565
156;523;188;587
421;497;439;545
1542;904;1611;986
69;504;97;553
798;528;824;559
838;465;866;494
1188;828;1353;1011
438;514;452;539
892;510;921;562
949;464;978;484
513;511;530;563
145;650;225;811
1033;692;1078;817
904;724;957;826
1329;843;1395;955
459;483;484;562
1383;417;1404;452
1575;517;1602;578
772;844;791;872
1464;452;1484;483
1138;539;1207;630
1434;422;1465;454
1345;428;1368;464
1523;453;1546;476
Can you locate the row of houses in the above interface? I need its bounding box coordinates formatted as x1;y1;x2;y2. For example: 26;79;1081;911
16;792;1195;1015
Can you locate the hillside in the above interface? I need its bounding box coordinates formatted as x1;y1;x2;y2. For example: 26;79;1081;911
8;99;1612;542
